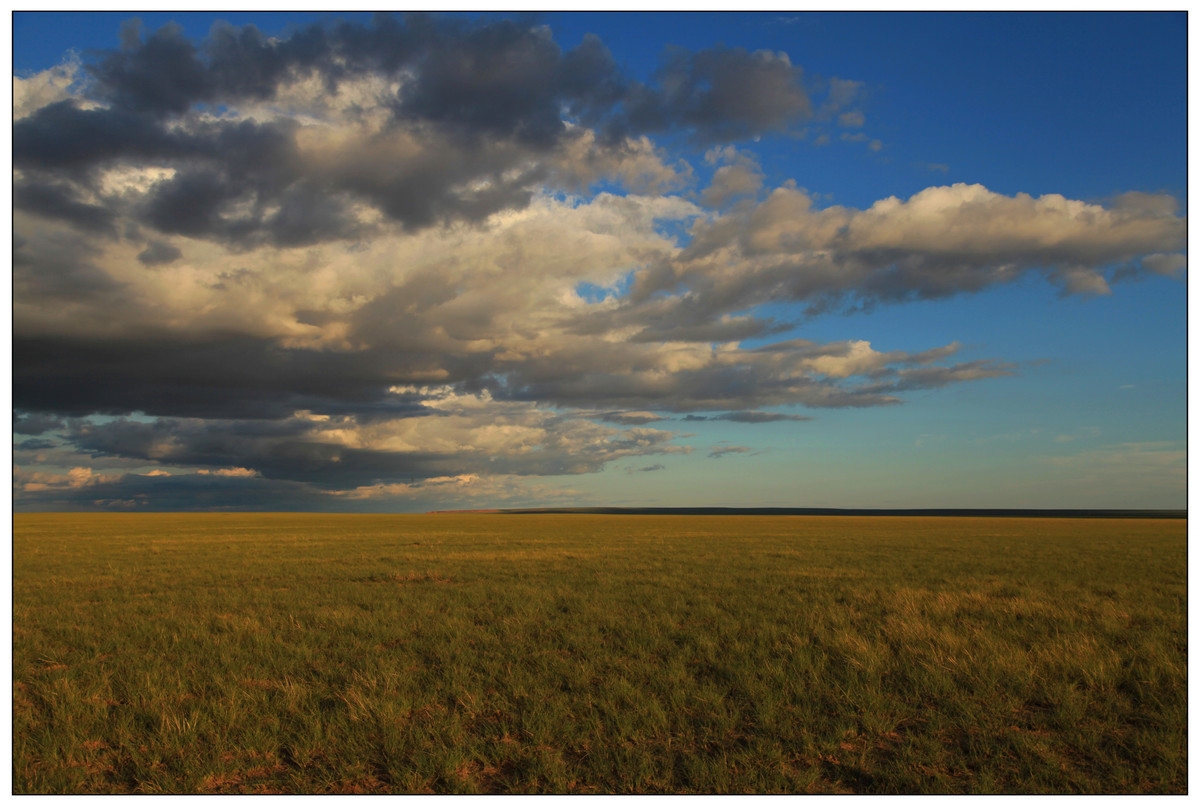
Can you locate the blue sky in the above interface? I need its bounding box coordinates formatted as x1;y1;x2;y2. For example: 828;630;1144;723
12;12;1186;510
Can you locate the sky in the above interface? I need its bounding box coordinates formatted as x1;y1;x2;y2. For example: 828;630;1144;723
11;11;1187;512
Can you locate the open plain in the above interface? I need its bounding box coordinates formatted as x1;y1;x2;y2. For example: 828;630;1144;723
12;513;1187;794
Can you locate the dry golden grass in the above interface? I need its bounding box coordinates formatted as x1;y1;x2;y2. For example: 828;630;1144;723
13;513;1187;793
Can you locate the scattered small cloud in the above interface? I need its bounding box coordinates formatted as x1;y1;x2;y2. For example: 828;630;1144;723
196;467;260;477
596;411;668;425
137;240;182;267
711;411;812;423
708;445;753;459
1053;426;1101;443
837;110;865;128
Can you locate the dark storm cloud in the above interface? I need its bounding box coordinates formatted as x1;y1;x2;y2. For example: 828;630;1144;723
62;409;684;488
90;21;211;116
15;437;59;451
19;14;816;230
12;333;441;420
13;469;327;513
13;101;191;173
88;18;340;116
13;413;65;435
10;13;824;264
397;18;576;149
67;416;453;487
630;45;810;144
86;14;810;141
14;179;118;234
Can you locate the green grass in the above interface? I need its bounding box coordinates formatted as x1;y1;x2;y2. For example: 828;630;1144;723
12;513;1187;793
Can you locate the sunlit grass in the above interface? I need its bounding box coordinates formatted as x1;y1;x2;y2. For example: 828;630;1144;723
13;513;1186;793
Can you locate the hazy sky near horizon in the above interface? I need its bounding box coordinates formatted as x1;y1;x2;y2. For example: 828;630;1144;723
12;11;1187;512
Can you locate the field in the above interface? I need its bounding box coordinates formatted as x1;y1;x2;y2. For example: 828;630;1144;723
12;513;1187;794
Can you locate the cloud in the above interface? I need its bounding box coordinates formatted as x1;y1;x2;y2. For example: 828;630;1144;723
1141;253;1187;276
645;46;810;143
14;465;123;492
14;179;118;234
11;15;1186;511
58;393;692;488
595;411;669;425
837;110;864;128
816;77;862;121
137;240;182;266
14;413;65;435
711;411;812;423
1034;441;1186;506
701;145;764;208
13;55;81;119
15;438;58;451
650;183;1185;321
708;445;752;459
13;14;810;250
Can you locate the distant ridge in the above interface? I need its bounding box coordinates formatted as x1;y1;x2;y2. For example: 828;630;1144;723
431;506;1186;519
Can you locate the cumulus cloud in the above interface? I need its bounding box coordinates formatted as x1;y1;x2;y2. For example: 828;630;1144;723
634;182;1186;323
13;14;815;249
701;145;764;208
13;55;81;119
1141;253;1187;276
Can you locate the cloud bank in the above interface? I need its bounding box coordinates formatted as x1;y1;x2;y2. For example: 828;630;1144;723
12;14;1186;510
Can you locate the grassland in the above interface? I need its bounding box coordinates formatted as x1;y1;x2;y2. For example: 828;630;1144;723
12;513;1187;794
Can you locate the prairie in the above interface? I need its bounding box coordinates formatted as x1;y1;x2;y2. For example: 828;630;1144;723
12;513;1187;793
